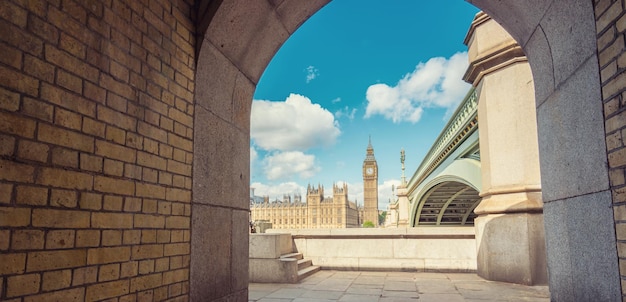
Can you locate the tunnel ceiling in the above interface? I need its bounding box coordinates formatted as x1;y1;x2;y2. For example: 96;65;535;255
416;181;480;226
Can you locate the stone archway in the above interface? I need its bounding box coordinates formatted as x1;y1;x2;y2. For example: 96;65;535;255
192;1;622;301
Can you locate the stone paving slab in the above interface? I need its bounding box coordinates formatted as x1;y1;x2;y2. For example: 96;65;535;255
249;270;550;302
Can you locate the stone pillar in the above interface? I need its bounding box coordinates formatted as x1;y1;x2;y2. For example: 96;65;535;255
463;12;547;285
396;185;410;227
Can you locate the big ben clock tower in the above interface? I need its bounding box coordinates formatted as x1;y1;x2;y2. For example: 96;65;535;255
362;137;379;226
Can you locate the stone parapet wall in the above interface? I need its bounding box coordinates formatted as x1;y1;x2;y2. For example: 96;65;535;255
0;0;195;300
268;228;477;272
596;0;626;298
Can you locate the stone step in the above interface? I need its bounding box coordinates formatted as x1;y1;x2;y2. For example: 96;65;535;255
297;258;312;270
297;265;320;281
280;252;303;260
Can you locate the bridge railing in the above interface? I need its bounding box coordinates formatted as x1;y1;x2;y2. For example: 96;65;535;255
408;88;478;190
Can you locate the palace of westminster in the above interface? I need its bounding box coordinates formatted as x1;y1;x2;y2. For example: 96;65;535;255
250;139;380;229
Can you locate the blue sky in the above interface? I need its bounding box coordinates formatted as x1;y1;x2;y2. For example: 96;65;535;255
250;1;480;209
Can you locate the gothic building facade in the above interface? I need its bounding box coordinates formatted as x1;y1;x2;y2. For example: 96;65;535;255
250;183;360;229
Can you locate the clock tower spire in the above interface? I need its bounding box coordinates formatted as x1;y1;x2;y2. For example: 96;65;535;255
362;136;379;226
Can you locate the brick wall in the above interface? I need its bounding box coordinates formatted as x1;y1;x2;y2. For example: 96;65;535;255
0;0;195;300
596;0;626;298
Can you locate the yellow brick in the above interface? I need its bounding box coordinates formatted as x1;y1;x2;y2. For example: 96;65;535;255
94;175;135;195
165;216;190;229
172;175;185;188
165;188;191;202
0;206;31;226
7;273;40;297
169;282;182;297
83;117;106;137
91;212;133;229
16;185;49;206
141;229;157;243
0;159;36;183
124;197;142;212
12;230;45;250
86;279;130;301
130;273;162;292
132;244;163;260
157;230;171;243
171;203;185;216
102;230;122;246
0;134;16;157
138;259;155;274
76;230;100;248
137;151;167;170
154;285;168;301
104;158;124;176
87;246;131;265
158;201;172;215
0;253;26;275
51;147;78;168
121;261;139;278
167;159;191;176
23;288;85;302
0;111;37;138
0;86;20;111
170;256;183;270
124;163;142;180
50;189;78;208
80;192;102;210
38;123;94;152
162;268;188;285
106;125;126;145
97;105;137;131
103;195;124;211
123;230;141;245
22;97;53;122
54;107;82;130
95;139;137;163
36;167;93;190
142;199;158;213
164;243;190;257
134;214;165;228
42;269;72;291
17;139;49;162
32;209;90;228
46;230;75;249
167;133;192;152
26;249;87;272
136;183;165;199
99;263;121;282
170;230;183;243
72;266;98;286
0;229;9;250
80;153;103;172
143;167;158;183
155;257;169;272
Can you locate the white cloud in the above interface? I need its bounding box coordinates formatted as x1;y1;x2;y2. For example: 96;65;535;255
331;97;341;104
251;93;341;151
263;151;320;181
251;181;306;201
334;106;357;120
305;65;319;83
364;52;470;123
379;179;402;210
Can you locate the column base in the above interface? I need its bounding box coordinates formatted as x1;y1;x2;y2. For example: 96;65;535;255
475;211;547;285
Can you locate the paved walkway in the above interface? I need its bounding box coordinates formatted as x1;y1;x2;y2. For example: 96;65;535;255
249;270;550;302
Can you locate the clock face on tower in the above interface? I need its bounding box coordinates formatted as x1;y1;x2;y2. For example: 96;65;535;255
366;167;374;175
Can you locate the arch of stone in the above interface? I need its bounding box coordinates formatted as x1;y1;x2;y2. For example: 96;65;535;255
193;1;622;301
0;0;623;302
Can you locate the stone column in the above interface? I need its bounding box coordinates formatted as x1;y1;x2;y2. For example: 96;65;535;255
396;185;410;227
463;12;547;285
